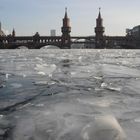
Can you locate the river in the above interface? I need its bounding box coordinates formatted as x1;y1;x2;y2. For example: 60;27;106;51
0;49;140;140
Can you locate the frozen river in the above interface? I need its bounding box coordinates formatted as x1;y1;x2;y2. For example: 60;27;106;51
0;49;140;140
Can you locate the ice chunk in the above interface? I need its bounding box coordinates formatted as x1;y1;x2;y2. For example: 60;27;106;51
134;118;140;123
101;82;121;92
37;71;46;75
36;104;44;107
81;115;126;140
11;83;22;88
33;81;48;85
101;82;108;88
35;57;43;61
0;115;3;119
6;73;11;79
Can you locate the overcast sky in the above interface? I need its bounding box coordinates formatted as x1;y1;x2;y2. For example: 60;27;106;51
0;0;140;36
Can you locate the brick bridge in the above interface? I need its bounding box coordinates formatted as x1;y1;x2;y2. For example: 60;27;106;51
0;35;139;49
0;8;140;49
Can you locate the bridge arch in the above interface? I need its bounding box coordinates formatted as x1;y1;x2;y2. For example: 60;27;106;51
36;44;61;49
6;44;30;49
71;37;95;43
71;38;96;49
72;38;86;43
16;46;29;49
40;45;61;49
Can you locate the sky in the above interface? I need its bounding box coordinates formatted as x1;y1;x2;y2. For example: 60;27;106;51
0;0;140;36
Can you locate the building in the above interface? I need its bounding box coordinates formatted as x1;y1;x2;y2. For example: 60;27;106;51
0;22;5;36
126;25;140;49
126;25;140;39
50;29;56;36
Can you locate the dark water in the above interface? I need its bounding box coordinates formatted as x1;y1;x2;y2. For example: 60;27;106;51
0;49;140;140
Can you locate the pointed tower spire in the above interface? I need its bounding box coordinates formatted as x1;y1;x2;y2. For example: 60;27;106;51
12;28;15;37
95;7;104;30
64;7;68;18
62;7;70;27
0;22;1;31
98;7;101;19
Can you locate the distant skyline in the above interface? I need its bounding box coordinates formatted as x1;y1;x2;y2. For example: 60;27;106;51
0;0;140;36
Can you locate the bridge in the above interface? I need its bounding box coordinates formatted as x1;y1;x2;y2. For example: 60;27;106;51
0;35;63;49
0;8;140;49
0;35;96;49
104;36;140;49
0;35;139;49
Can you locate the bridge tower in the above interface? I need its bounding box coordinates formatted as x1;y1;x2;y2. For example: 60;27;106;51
61;8;71;49
95;8;105;48
12;28;16;37
0;22;1;32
